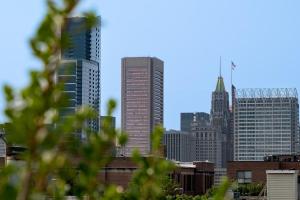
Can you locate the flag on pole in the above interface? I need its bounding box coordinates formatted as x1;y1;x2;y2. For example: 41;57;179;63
231;61;236;70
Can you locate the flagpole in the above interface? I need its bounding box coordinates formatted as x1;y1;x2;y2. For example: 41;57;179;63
231;62;233;87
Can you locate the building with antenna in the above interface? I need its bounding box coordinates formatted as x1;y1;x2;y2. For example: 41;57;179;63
188;70;232;184
233;88;299;161
210;74;231;168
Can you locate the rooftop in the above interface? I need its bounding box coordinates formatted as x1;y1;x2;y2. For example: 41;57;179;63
236;88;298;99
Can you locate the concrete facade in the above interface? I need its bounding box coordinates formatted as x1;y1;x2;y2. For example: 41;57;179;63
121;57;164;156
233;88;299;161
210;76;231;168
163;130;196;162
188;75;232;169
190;116;217;163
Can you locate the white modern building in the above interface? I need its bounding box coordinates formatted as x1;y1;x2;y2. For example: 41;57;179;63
233;88;299;161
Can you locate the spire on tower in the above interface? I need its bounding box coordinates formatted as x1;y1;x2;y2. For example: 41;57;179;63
219;56;222;77
215;56;225;92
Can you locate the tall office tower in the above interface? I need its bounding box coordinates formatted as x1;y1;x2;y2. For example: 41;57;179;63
211;75;231;168
190;115;217;163
58;17;101;139
163;130;195;162
233;88;299;161
62;17;101;63
121;57;164;156
181;112;210;132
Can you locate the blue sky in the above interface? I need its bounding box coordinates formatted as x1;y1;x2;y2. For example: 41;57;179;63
1;0;300;129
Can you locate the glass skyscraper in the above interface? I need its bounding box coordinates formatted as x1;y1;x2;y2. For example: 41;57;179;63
58;17;101;139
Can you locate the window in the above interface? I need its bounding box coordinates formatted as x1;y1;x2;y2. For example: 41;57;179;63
63;84;76;91
237;171;252;184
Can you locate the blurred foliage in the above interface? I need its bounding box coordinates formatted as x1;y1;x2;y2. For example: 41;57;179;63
161;176;181;197
165;178;231;200
232;183;264;196
1;0;230;199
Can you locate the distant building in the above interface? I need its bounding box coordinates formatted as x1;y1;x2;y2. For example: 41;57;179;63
227;154;300;185
121;57;164;156
233;88;299;161
0;124;6;158
188;74;231;168
163;130;195;162
62;17;101;63
180;113;210;132
190;115;217;164
58;17;101;139
99;157;214;196
57;60;100;138
210;75;231;168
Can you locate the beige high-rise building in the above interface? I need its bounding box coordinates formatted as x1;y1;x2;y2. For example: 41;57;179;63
121;57;164;156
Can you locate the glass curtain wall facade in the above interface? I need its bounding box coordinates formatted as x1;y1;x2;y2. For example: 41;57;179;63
59;17;101;139
58;60;100;138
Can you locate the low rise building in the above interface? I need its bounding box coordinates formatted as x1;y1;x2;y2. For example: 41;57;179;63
228;155;300;184
99;157;214;196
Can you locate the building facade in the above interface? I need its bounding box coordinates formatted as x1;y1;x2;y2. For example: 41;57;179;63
188;75;231;168
58;59;100;138
62;17;101;63
99;158;214;196
190;114;217;164
163;130;195;162
59;17;101;139
0;124;6;158
121;57;164;156
210;75;231;168
228;155;300;184
233;88;299;161
181;112;210;133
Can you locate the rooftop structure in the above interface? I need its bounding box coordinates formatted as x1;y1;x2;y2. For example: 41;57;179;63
236;88;298;99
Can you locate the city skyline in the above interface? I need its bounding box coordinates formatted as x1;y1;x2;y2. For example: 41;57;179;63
1;0;300;130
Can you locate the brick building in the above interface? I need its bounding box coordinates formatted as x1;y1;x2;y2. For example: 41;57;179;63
227;155;300;184
99;157;214;196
